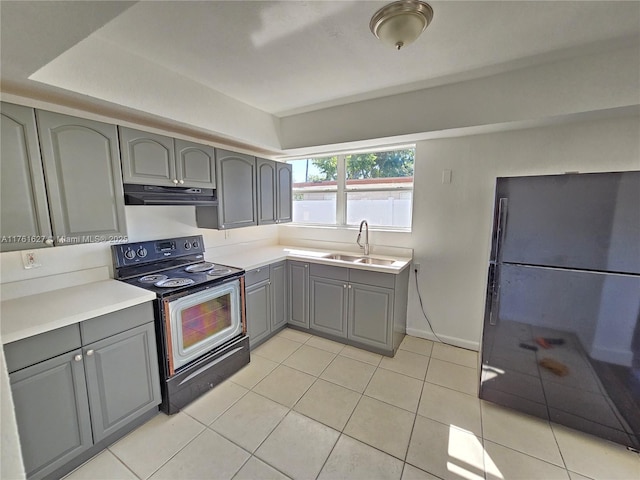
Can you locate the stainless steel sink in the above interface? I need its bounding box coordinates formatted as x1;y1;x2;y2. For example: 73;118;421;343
323;253;396;266
324;253;364;262
356;257;396;266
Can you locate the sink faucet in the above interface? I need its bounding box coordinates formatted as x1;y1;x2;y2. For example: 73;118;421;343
356;220;369;255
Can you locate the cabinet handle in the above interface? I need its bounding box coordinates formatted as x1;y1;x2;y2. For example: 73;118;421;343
348;285;352;289
179;179;185;184
304;265;308;268
268;281;271;285
172;179;179;184
256;269;260;273
343;284;347;288
74;354;83;362
86;349;94;356
44;238;54;246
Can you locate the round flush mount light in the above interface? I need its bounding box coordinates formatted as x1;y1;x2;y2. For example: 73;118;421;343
370;0;434;50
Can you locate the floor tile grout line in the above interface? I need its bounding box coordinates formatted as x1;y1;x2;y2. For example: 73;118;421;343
106;447;145;480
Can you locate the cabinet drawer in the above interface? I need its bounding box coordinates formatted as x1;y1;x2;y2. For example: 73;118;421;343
245;266;270;286
349;269;395;289
4;324;81;373
80;302;154;344
309;263;349;281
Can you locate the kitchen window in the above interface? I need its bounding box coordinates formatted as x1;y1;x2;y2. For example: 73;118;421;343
288;146;414;229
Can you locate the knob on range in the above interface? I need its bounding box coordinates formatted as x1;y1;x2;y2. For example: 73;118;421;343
192;240;199;248
184;242;191;250
124;248;136;260
137;247;147;258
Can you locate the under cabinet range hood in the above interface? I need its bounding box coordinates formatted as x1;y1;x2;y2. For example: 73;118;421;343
123;184;217;206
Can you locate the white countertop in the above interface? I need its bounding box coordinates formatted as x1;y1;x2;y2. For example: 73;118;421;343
1;280;156;344
206;245;412;274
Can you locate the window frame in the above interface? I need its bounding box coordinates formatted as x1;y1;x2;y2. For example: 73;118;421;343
288;146;414;231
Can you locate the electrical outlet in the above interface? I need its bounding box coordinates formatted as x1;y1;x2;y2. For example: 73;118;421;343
22;251;41;269
414;262;421;274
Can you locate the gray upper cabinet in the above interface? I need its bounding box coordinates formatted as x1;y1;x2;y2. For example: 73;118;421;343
36;110;127;244
257;159;292;225
276;162;293;224
174;139;215;188
119;127;176;186
288;261;309;329
257;158;277;225
197;149;257;229
120;128;216;189
10;349;93;480
0;103;53;251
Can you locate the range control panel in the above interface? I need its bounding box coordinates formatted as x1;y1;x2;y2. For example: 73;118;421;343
112;235;205;268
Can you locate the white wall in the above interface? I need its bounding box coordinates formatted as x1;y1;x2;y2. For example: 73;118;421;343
279;46;640;150
408;113;640;349
0;206;278;288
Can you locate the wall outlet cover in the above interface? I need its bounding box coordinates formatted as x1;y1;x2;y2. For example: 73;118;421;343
22;251;41;269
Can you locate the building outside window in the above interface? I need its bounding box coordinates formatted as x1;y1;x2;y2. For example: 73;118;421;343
287;146;414;230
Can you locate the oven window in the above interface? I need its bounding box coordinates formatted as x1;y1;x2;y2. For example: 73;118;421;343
181;294;232;349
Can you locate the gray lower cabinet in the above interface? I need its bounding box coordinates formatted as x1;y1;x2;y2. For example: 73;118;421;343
348;282;394;350
288;261;310;329
6;303;161;480
119;127;216;189
299;263;410;355
84;323;161;443
196;149;257;230
0;103;52;251
245;261;288;348
10;349;93;479
246;278;271;347
0;103;127;250
270;261;288;330
309;276;348;338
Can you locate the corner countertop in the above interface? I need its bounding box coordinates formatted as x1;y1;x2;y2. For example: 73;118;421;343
205;245;412;274
1;280;156;344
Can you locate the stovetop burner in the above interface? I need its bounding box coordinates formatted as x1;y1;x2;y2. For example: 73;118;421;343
207;266;233;276
155;278;195;288
185;262;215;273
139;274;169;284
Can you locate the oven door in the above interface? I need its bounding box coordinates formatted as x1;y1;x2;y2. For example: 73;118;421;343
163;279;243;374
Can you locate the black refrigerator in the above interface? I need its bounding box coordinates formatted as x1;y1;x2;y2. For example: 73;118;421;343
480;171;640;449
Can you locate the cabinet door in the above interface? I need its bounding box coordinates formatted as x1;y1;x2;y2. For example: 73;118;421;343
270;261;288;330
309;277;348;338
257;158;277;225
216;149;257;229
348;283;394;350
10;349;92;480
246;279;271;348
119;127;176;187
288;261;309;328
276;162;293;224
175;139;215;188
36;111;127;244
83;322;161;443
0;103;53;251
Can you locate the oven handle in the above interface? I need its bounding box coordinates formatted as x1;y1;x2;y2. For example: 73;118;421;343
178;346;245;386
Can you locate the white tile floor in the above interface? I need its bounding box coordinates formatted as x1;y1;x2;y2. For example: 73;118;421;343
65;329;640;480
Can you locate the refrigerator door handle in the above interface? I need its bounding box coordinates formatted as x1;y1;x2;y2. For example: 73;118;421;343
489;198;508;326
494;198;508;262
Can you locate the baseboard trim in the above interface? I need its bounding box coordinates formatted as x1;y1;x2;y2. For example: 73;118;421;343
406;327;479;351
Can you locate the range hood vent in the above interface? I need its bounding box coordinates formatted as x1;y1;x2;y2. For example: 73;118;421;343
124;184;217;206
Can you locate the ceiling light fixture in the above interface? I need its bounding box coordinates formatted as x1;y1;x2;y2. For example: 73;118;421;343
369;0;434;50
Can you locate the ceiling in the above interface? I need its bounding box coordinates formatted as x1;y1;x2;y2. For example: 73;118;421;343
1;1;639;150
